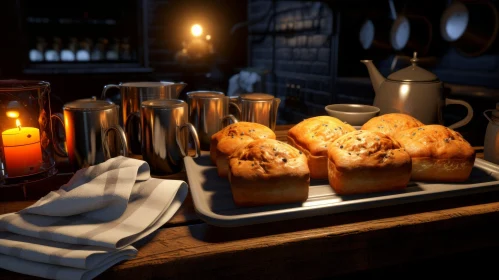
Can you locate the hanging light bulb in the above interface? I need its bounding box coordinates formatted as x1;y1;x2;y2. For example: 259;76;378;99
191;24;203;37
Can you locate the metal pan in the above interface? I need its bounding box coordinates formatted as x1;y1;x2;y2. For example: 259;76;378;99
390;14;433;56
441;0;499;57
185;152;499;227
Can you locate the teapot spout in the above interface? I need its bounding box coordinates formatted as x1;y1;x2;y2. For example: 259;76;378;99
360;60;385;95
175;82;187;96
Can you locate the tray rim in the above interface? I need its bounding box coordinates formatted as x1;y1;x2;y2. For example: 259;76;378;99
184;156;499;227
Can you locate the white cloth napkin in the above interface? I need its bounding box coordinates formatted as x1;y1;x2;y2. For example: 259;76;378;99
0;156;189;280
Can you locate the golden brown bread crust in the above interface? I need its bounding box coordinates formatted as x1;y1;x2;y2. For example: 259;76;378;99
287;116;356;179
394;125;476;182
361;113;424;138
287;136;328;179
216;137;254;177
228;139;310;206
210;122;276;177
328;130;412;195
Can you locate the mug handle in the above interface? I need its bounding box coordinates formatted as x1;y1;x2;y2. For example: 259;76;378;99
124;111;141;149
101;84;120;100
445;98;474;129
50;113;68;157
229;100;242;119
102;125;129;159
176;123;201;158
222;114;238;126
271;98;281;131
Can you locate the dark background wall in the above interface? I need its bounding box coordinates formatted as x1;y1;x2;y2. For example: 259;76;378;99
248;1;336;124
147;0;248;97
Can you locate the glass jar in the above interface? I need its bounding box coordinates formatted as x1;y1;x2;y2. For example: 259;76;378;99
0;80;57;185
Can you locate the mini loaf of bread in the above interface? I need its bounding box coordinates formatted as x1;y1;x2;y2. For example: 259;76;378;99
361;113;424;138
328;130;412;195
211;122;276;177
228;138;310;206
394;125;475;182
287;116;356;179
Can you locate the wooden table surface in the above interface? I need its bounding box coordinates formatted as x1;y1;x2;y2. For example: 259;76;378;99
1;125;499;279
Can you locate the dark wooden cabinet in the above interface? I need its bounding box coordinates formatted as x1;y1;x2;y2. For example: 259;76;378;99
0;0;154;105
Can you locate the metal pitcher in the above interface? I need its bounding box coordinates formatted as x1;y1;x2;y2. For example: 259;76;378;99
101;81;187;154
230;93;280;130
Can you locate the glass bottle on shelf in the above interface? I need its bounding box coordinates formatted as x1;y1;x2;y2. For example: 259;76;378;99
120;37;131;61
29;37;45;62
106;38;120;61
61;38;77;61
91;38;106;61
76;38;91;61
44;37;61;62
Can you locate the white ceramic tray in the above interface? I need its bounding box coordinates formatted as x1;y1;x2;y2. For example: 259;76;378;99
184;152;499;227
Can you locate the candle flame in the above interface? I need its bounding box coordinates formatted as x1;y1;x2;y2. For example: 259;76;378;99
6;110;19;118
16;119;21;130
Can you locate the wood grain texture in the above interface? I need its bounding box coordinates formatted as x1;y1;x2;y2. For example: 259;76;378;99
99;190;499;279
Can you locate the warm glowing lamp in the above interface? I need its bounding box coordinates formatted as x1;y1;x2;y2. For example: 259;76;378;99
1;118;42;177
6;110;19;118
191;24;203;37
206;34;211;40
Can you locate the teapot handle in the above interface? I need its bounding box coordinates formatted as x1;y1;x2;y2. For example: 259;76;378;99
483;109;499;126
445;98;473;130
101;84;120;100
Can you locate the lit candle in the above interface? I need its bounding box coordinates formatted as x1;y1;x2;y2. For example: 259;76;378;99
1;119;43;177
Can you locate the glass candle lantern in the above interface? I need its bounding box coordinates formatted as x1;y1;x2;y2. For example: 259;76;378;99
0;80;57;185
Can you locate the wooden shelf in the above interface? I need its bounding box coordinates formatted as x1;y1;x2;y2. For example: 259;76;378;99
23;63;153;74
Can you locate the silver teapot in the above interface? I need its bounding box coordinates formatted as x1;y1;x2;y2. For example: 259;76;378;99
361;52;473;129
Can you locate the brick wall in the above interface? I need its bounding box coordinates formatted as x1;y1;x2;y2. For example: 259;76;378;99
248;1;335;124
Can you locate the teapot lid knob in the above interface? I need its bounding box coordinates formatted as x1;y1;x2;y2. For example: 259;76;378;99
410;52;419;65
387;51;439;82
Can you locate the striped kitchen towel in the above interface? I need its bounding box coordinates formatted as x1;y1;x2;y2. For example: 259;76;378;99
0;156;189;280
0;232;137;280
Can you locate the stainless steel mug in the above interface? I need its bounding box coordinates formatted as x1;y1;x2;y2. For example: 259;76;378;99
230;93;281;130
101;81;187;155
186;91;238;150
127;99;200;175
51;99;128;171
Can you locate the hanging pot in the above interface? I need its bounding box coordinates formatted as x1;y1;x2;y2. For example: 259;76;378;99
440;0;499;57
359;17;393;52
390;14;433;56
